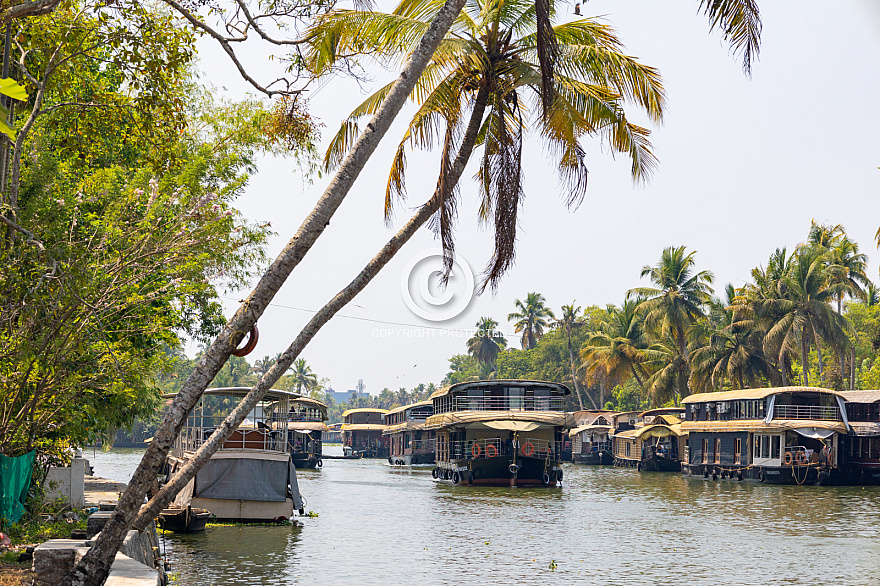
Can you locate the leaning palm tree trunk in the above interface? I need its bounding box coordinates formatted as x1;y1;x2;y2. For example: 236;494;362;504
62;2;468;584
130;80;491;536
565;329;587;410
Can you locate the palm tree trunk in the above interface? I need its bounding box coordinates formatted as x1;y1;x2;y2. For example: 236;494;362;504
814;325;825;382
851;347;856;390
62;2;469;583
128;68;493;537
566;329;588;410
629;363;645;390
801;327;810;386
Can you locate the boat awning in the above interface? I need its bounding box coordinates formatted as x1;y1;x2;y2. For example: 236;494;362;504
568;424;611;437
482;421;540;432
635;424;684;439
850;422;880;437
382;421;428;435
340;424;386;432
425;410;571;430
286;421;328;432
794;427;835;440
682;419;847;434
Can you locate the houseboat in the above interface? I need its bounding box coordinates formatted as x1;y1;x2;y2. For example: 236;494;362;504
426;380;572;487
839;390;880;484
383;400;435;466
611;408;686;471
341;408;389;458
680;386;850;485
164;387;304;522
569;410;617;465
287;396;328;468
324;422;343;444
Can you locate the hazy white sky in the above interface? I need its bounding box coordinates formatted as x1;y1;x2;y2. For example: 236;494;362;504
194;1;880;394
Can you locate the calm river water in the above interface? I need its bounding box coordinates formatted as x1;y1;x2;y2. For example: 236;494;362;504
88;447;880;585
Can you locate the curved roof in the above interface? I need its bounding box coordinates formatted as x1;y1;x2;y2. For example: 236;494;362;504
162;387;300;401
429;380;571;400
384;399;433;417
382;420;429;435
340;423;386;431
839;390;880;404
681;386;841;405
341;408;389;418
569;424;612;437
639;407;685;418
286;421;329;431
682;419;846;433
292;396;328;411
425;410;571;429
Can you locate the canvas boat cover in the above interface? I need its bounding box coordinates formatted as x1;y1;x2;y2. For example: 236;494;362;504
186;455;303;509
481;421;540;432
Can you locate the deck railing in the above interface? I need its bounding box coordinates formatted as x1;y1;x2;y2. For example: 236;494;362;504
582;441;611;453
774;405;841;421
410;439;436;454
452;396;565;412
289;411;324;422
451;438;506;459
175;426;287;454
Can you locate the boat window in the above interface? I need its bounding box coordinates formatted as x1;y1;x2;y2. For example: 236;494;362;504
713;438;721;464
507;386;524;410
702;439;709;464
625;442;631;457
761;435;771;459
753;435;760;460
734;438;742;465
771;436;780;459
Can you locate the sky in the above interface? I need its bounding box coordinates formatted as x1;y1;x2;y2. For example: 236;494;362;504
190;1;880;394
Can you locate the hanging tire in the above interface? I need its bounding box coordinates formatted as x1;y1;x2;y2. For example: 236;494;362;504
712;471;718;481
759;469;766;482
557;469;563;482
316;459;323;468
508;464;519;475
542;472;551;485
468;471;474;485
737;471;743;482
432;468;438;479
637;462;642;472
452;471;460;484
703;468;709;479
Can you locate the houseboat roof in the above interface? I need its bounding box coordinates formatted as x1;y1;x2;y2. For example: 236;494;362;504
163;387;300;401
571;410;617;425
680;386;841;405
384;399;433;417
429;380;571;400
292;396;329;410
613;423;686;439
639;407;685;418
681;419;847;434
340;423;386;431
838;390;880;404
569;423;612;437
425;410;571;430
285;421;329;432
341;408;389;417
382;420;429;435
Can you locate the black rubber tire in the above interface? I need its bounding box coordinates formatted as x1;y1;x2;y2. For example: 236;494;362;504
452;471;460;484
316;459;323;468
542;472;551;485
557;469;563;482
737;471;743;482
637;462;642;472
712;471;718;481
759;470;765;483
703;468;709;479
468;471;474;485
432;468;438;479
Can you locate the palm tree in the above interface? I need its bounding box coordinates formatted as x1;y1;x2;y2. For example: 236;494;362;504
291;358;318;394
467;317;507;374
556;303;589;410
248;355;276;379
629;246;714;400
581;299;650;405
757;246;853;387
308;0;667;287
866;281;880;307
509;293;555;350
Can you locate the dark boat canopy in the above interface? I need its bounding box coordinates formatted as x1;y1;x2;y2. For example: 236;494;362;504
429;380;571;400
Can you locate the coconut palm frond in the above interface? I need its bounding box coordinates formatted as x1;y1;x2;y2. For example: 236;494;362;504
698;0;762;76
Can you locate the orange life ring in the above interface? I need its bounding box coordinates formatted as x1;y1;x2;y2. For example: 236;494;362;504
232;325;259;357
486;444;497;458
795;451;807;465
522;442;535;457
471;443;482;458
783;452;793;465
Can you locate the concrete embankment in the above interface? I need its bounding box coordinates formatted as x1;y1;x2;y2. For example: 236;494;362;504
33;476;165;586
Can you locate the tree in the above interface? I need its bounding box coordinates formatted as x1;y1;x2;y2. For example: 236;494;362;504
291;358;318;394
557;304;589;410
629;246;714;401
755;245;852;387
581;299;650;404
509;293;557;350
467;317;507;374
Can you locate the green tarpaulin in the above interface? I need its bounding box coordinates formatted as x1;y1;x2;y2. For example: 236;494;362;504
0;451;35;524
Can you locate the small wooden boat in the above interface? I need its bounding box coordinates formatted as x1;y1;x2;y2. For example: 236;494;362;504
158;506;212;533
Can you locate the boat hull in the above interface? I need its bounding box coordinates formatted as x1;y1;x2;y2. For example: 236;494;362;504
615;454;681;472
188;497;296;523
388;453;435;466
572;450;613;465
290;452;322;469
158;507;211;533
433;456;562;487
682;463;837;485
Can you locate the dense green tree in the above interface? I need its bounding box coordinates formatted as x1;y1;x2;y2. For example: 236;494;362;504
467;317;507;374
509;293;557;350
290;358;319;394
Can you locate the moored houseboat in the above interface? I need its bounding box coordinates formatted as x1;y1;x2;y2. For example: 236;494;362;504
164;387;304;522
680;386;850;485
569;410;617;465
341;408;389;458
384;400;435;466
324;422;343;444
427;380;572;487
611;408;686;471
287;396;329;468
838;390;880;484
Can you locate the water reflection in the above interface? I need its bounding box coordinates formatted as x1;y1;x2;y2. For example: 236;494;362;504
92;450;880;585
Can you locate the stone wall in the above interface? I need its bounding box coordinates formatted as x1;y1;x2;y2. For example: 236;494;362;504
44;458;89;509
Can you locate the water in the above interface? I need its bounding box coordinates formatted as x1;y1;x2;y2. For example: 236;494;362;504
89;447;880;585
